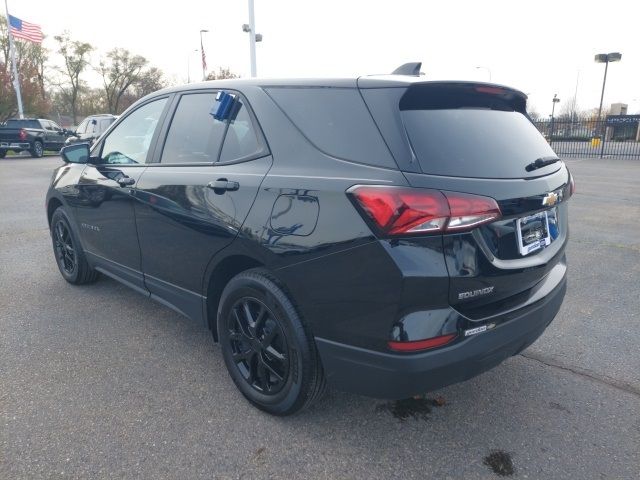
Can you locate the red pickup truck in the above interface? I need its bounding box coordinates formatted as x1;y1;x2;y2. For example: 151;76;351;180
0;118;70;158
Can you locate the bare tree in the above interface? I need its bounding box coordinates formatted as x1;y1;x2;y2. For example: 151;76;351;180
54;32;94;124
99;48;147;114
205;67;239;80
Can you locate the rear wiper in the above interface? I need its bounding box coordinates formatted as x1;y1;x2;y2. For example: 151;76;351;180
525;156;561;172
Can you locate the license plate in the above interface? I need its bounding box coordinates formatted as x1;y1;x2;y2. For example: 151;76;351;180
516;211;551;256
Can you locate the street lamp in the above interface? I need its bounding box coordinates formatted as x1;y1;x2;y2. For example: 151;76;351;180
475;66;492;82
200;29;209;81
242;0;263;77
550;94;560;141
594;52;622;122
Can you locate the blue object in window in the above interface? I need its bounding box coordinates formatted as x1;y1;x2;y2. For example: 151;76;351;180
211;91;235;120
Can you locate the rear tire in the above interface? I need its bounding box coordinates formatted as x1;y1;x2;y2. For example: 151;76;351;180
217;268;326;415
50;207;99;285
30;140;44;158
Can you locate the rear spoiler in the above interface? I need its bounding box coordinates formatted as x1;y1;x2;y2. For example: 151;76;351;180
399;82;528;114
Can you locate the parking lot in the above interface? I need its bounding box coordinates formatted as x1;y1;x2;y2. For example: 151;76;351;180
1;155;639;479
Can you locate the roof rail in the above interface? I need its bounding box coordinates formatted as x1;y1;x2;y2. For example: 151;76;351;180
391;62;422;76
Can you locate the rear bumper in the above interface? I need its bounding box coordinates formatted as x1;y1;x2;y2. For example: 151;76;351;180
0;142;30;150
315;274;566;399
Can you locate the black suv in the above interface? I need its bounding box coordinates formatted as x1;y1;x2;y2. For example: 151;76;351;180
47;64;572;415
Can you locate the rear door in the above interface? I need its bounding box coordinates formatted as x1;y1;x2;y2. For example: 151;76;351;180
74;96;170;292
362;82;571;316
134;90;272;320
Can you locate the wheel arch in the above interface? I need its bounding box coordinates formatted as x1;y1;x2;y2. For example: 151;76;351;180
46;196;64;227
205;253;265;341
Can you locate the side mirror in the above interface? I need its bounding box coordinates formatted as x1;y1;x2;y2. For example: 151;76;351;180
61;143;90;164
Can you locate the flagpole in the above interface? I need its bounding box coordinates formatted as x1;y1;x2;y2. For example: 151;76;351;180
4;0;24;118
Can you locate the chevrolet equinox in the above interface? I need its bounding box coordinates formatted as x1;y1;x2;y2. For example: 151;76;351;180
46;63;572;415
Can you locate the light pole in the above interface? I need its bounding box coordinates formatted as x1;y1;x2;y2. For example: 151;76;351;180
200;29;209;81
475;66;492;82
187;48;198;83
550;94;560;141
242;0;263;77
594;52;622;122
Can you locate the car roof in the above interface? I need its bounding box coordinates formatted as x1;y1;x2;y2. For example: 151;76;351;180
150;75;527;99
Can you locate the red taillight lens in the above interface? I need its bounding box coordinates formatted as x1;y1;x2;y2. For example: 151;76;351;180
388;333;457;352
442;191;502;231
18;129;27;141
349;186;501;236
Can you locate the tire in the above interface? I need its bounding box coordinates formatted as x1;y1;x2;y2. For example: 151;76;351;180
30;140;44;158
217;268;326;415
50;207;99;285
0;149;6;158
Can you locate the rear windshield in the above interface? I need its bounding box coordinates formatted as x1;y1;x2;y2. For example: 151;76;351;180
402;109;557;179
400;87;557;179
5;119;40;129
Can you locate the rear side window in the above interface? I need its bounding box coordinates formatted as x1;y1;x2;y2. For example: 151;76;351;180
398;85;556;179
161;93;228;164
266;87;396;168
219;99;262;163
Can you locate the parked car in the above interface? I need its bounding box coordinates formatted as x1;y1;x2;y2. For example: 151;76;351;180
0;118;69;158
46;63;573;415
64;114;118;147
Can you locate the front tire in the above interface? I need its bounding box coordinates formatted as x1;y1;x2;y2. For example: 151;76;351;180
50;207;99;284
218;269;326;415
30;140;44;158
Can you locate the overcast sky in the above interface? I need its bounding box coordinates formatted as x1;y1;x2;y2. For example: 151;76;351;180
9;0;640;115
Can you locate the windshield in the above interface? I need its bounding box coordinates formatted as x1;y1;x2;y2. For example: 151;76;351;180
402;108;558;179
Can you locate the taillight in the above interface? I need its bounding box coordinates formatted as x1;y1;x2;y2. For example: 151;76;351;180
348;185;501;236
18;129;27;141
388;333;457;352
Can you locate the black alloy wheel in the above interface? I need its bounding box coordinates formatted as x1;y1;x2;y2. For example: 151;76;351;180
227;297;289;394
218;269;326;415
53;219;77;276
49;207;99;285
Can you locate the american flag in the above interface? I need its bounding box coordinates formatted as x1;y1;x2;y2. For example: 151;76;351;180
8;15;44;43
201;40;207;73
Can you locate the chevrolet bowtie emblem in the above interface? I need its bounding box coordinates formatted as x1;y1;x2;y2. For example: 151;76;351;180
542;191;559;207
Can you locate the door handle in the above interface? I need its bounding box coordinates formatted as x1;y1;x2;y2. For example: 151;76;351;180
117;176;135;187
207;178;239;194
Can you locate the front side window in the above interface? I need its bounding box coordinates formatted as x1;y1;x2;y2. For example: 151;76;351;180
160;93;228;164
75;120;88;135
100;98;167;164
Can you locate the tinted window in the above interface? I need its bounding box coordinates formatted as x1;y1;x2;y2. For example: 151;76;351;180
266;87;396;168
161;93;227;164
219;99;262;162
402;109;557;179
6;119;40;129
101;98;167;164
75;120;88;134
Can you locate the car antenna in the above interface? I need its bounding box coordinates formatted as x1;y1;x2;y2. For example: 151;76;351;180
391;62;423;76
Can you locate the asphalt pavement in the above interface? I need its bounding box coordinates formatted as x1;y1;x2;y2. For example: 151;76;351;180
1;155;639;479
